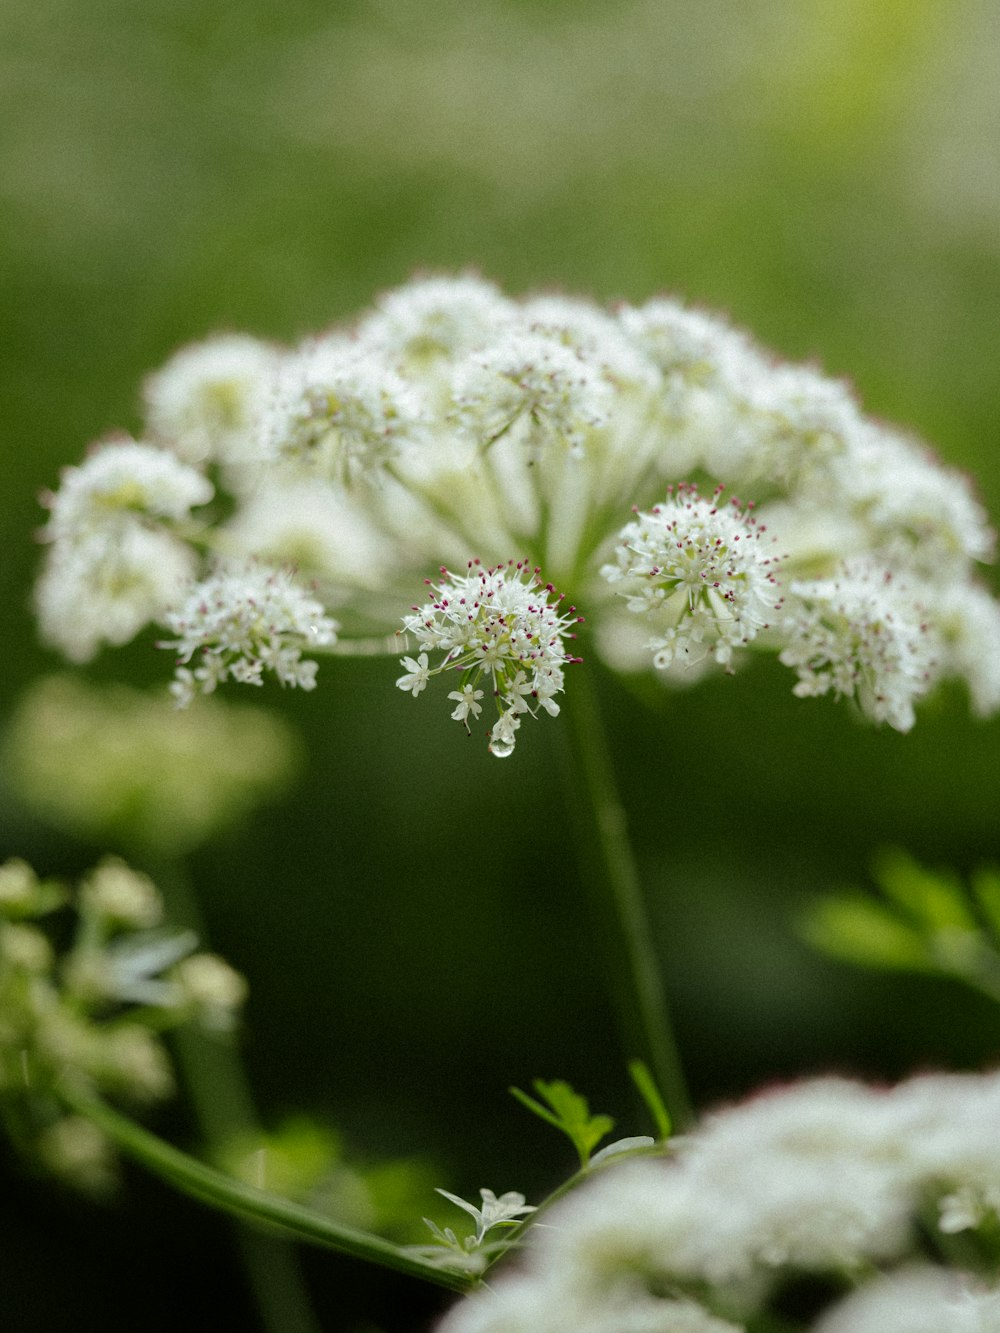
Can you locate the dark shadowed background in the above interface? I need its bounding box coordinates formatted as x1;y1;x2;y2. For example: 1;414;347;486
1;1;999;1329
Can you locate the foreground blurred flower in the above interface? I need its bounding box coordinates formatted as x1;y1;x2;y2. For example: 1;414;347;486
435;1070;1000;1333
34;275;1000;749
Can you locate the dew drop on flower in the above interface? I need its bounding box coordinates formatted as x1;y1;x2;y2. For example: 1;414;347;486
488;734;516;759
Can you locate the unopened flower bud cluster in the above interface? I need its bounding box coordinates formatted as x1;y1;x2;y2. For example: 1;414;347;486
35;275;1000;748
436;1070;1000;1332
0;857;246;1190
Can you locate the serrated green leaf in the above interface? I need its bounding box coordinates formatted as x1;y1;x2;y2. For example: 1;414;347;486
508;1085;565;1134
509;1079;614;1167
872;849;976;932
801;895;935;972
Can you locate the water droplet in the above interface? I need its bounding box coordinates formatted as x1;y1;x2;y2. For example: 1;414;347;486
488;735;516;759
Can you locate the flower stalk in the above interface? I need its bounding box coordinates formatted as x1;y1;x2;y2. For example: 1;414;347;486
59;1085;473;1294
559;661;693;1131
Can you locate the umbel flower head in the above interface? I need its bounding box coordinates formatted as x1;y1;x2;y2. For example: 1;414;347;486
399;559;582;756
34;273;1000;750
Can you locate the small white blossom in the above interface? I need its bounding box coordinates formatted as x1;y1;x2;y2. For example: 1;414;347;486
521;294;660;392
396;652;430;697
448;684;484;725
435;1187;536;1246
400;560;582;754
928;581;1000;717
602;485;783;671
827;425;994;573
223;478;395;587
160;562;338;706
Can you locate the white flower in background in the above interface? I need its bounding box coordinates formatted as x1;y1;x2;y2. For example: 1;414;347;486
258;336;425;481
601;485;783;671
399;559;581;754
826;425;994;573
34;274;1000;741
35;525;198;663
450;327;612;456
357;272;518;365
223;478;397;590
42;439;213;540
161;562;338;706
143;334;280;469
930;581;1000;717
780;560;935;731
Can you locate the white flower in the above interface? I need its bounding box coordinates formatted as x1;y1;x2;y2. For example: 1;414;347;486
224;478;396;588
487;708;521;758
827;424;994;573
42;440;213;541
780;559;936;731
928;581;1000;717
35;275;1000;739
435;1187;536;1246
448;684;484;725
160;562;338;706
259;337;425;481
35;526;198;663
357;272;517;364
143;334;281;469
396;652;430;697
450;327;612;457
400;560;581;753
602;485;783;671
815;1267;1000;1333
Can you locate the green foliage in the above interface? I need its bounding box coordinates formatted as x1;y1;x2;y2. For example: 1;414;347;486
223;1116;442;1243
803;850;1000;1004
509;1077;615;1167
628;1059;672;1141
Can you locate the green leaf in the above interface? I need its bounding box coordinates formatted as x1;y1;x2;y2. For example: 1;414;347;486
872;849;976;932
627;1059;672;1141
801;894;935;972
971;867;1000;944
509;1078;614;1167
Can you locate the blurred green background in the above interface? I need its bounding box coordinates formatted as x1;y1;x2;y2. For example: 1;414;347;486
1;1;999;1329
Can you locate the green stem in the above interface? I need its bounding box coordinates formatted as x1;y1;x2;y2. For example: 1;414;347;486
142;858;320;1333
59;1086;471;1294
559;662;693;1131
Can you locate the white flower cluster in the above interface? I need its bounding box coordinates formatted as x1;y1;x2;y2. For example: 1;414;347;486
436;1071;1000;1333
161;562;338;707
35;274;1000;741
398;560;581;756
601;485;783;671
36;441;212;663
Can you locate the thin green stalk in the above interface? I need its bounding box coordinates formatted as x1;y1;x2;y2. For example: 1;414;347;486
60;1086;471;1294
559;662;693;1130
143;858;320;1333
